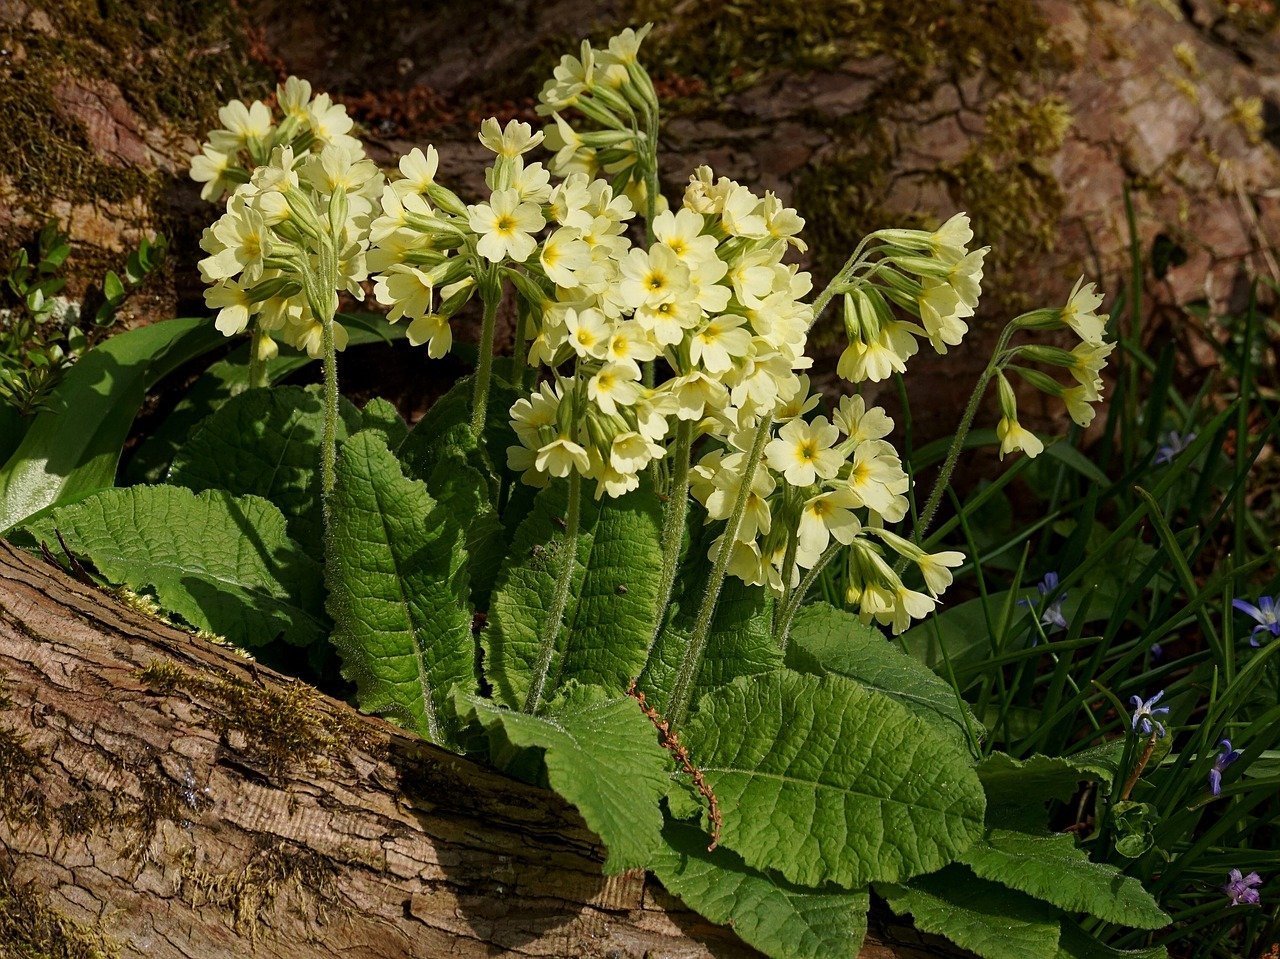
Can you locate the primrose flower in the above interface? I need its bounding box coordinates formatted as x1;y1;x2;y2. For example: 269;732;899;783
765;417;844;487
1130;690;1171;739
1060;277;1107;345
1155;430;1196;465
1232;596;1278;646
469;189;546;263
1018;571;1068;632
1223;869;1262;907
997;416;1044;460
1209;739;1240;796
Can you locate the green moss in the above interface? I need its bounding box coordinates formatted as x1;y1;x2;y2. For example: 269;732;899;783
138;661;368;777
634;0;1073;96
0;2;268;211
177;840;340;937
0;867;118;959
0;679;47;829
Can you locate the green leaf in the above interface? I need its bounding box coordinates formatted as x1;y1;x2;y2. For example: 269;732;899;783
168;385;361;556
651;821;869;959
977;749;1119;807
26;485;324;648
0;318;225;534
359;397;407;450
786;601;977;746
399;373;518;479
103;270;125;303
1055;921;1167;959
878;866;1062;959
325;431;476;744
456;684;670;872
959;829;1168;929
638;523;781;715
425;449;506;607
684;670;986;888
124;312;404;485
485;480;664;708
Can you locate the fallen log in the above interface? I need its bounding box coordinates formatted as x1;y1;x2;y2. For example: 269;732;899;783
0;540;966;958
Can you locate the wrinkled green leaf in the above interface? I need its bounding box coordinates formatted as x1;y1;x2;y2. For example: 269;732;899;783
0;318;225;533
26;485;324;648
326;431;476;744
359;397;407;450
168;385;361;555
977;751;1117;807
960;829;1168;929
456;683;670;872
1055;921;1167;959
125;312;401;485
878;865;1062;959
399;372;518;480
652;821;869;959
639;523;780;714
485;480;664;708
685;670;986;888
786;601;977;746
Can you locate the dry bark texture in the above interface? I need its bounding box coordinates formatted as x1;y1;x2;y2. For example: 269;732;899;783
0;540;968;959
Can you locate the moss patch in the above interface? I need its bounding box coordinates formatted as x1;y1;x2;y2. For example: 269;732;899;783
0;678;47;829
0;2;268;213
0;866;118;959
177;839;340;938
138;661;369;777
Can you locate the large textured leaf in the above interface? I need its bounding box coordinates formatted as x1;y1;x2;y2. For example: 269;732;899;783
399;373;518;480
325;431;476;744
168;385;361;555
1055;921;1167;959
786;602;977;745
638;522;780;714
878;866;1062;959
485;481;664;708
651;821;869;959
684;670;986;888
26;485;323;647
959;829;1168;929
359;397;407;450
0;318;225;533
977;751;1118;806
126;312;403;485
456;684;670;872
425;450;506;607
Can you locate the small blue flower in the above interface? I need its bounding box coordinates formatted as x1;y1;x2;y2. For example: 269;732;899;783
1209;739;1239;797
1130;690;1170;739
1155;430;1196;465
1232;596;1279;647
1018;571;1068;634
1223;868;1262;906
1150;643;1164;661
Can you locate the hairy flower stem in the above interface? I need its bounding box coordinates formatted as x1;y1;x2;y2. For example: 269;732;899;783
651;419;693;640
775;541;841;653
524;469;583;714
247;330;270;390
471;274;502;436
668;419;771;732
906;321;1018;560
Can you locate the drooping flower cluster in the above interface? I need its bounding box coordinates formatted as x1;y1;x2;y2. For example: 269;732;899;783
191;77;362;203
537;25;661;215
835;214;988;383
691;393;962;631
197;138;384;358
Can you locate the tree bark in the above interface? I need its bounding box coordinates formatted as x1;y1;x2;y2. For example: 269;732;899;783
0;540;966;959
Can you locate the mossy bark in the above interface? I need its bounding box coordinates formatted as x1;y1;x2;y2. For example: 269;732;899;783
0;540;970;959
